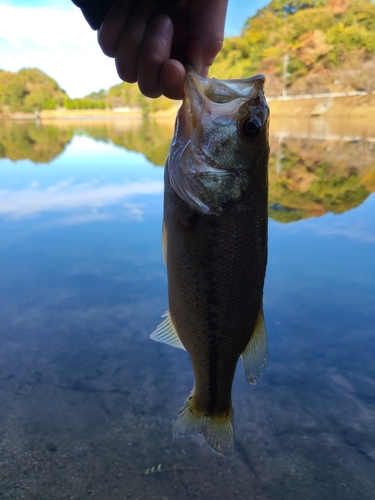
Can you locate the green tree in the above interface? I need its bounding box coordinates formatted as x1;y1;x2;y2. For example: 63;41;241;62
0;68;67;112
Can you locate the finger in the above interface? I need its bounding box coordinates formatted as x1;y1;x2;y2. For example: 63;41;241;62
159;60;185;100
187;0;228;74
114;0;158;82
137;14;173;98
98;0;134;57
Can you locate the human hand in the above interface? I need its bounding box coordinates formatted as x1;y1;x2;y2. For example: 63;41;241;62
97;0;228;100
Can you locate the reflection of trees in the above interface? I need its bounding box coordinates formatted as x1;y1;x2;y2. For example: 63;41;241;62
0;120;73;163
82;120;174;166
3;119;374;222
269;136;375;222
0;119;174;166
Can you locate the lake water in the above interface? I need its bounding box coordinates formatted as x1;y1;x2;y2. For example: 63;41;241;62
0;117;374;499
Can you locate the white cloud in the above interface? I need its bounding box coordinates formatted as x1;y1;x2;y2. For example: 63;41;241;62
271;195;375;244
0;180;164;218
59;212;113;225
312;222;375;244
0;2;121;96
0;4;94;48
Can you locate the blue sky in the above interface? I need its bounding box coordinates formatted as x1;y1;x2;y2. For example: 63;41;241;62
0;0;268;97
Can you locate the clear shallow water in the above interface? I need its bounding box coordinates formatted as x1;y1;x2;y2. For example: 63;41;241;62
0;119;374;499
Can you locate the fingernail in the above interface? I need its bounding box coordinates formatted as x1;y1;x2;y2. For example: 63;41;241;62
164;64;180;87
150;15;172;42
186;56;205;76
200;66;210;78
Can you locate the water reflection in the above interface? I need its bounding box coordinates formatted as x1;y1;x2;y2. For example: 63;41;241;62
2;117;374;223
0;118;174;166
269;135;374;222
81;119;174;167
0;176;163;219
270;117;375;221
0;118;374;499
0;119;73;163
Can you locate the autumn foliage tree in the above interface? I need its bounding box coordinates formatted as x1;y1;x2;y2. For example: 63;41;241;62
212;0;375;94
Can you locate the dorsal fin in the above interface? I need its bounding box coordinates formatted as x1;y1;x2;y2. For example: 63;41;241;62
241;308;268;385
150;311;186;350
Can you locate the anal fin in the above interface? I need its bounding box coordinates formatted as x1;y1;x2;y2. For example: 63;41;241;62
241;308;268;385
150;311;186;350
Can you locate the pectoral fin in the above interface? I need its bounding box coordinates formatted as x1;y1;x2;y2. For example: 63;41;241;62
150;311;186;350
241;308;268;385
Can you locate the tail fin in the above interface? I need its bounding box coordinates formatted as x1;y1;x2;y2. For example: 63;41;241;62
171;394;234;459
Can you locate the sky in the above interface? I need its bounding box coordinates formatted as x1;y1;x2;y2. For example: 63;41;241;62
0;0;267;98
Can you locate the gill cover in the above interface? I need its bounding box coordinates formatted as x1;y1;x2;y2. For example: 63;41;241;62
167;66;269;215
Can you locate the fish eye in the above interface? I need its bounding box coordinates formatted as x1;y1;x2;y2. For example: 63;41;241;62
242;118;262;138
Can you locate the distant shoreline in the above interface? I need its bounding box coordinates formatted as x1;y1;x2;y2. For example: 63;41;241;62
2;93;375;121
1;105;180;122
269;93;375;118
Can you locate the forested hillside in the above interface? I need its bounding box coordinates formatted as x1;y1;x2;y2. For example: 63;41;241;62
0;67;174;115
212;0;375;95
0;68;68;112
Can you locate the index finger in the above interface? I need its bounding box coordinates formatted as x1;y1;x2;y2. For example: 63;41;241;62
98;0;135;57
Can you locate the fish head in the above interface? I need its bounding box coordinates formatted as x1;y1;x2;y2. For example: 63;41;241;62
167;66;270;215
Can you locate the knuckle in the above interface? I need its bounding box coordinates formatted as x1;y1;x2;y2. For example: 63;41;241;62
143;51;164;66
204;38;224;64
126;28;143;47
211;37;224;55
141;39;168;65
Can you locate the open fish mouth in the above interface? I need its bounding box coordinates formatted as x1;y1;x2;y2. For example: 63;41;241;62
185;64;266;105
167;66;269;215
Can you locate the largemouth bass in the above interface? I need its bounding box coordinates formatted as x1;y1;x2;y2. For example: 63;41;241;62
151;66;270;459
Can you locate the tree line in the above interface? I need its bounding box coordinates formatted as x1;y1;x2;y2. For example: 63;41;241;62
0;67;174;115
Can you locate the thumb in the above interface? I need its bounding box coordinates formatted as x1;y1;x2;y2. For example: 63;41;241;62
187;0;228;75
